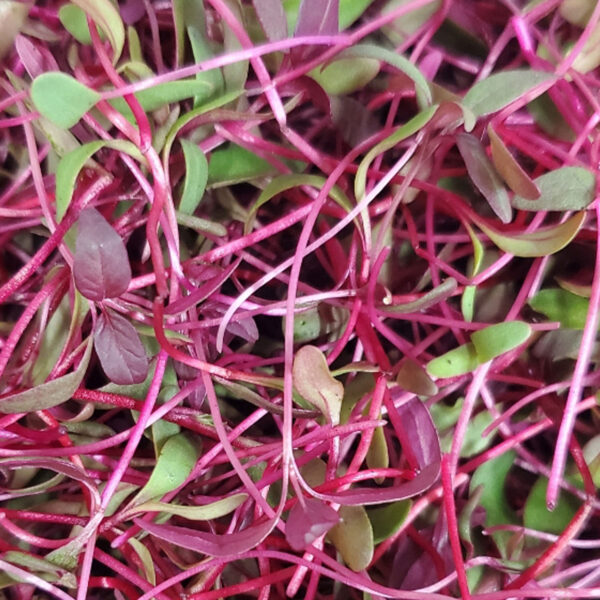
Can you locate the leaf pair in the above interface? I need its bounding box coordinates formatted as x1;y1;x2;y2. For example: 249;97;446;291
73;208;148;385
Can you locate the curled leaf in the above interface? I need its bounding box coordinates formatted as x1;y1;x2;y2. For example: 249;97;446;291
73;208;132;301
94;310;148;385
286;497;340;551
129;493;247;521
477;211;585;258
293;345;344;424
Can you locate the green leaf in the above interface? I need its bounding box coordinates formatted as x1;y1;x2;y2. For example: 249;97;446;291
127;493;247;520
355;105;437;201
511;167;595;211
293;345;344;424
208;144;274;186
328;505;374;571
344;43;431;108
524;477;580;535
462;69;556;118
31;72;101;129
55;140;143;221
0;339;92;414
187;25;224;106
131;434;198;505
488;124;540;200
477;211;585;257
471;321;532;363
310;57;380;95
367;500;411;544
178;139;208;215
69;0;125;63
58;4;103;45
528;93;575;142
529;288;589;329
470;451;516;555
135;79;215;112
426;342;480;379
173;0;206;64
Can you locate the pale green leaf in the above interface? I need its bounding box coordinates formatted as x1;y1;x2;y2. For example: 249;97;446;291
310;57;380;96
31;72;101;129
69;0;124;63
328;505;374;571
463;69;556;118
0;339;92;413
293;345;344;424
511;166;595;211
128;493;247;520
477;211;585;257
367;500;411;544
529;287;589;329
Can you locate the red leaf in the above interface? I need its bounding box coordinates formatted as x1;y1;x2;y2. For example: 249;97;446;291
286;497;339;551
253;0;288;41
135;516;275;557
94;310;148;385
73;208;132;301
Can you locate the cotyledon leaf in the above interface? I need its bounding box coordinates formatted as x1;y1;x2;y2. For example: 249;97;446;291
126;493;247;520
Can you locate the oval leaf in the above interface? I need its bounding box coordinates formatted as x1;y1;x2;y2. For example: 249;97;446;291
396;359;438;396
471;321;532;363
73;208;132;301
462;69;556;118
94;310;148;385
511;166;595;211
131;434;198;505
426;342;480;378
286;497;340;551
179;139;208;215
293;345;344;425
31;72;101;129
327;505;374;572
129;493;247;520
0;339;92;414
456;133;512;223
477;211;585;257
488;125;540;200
529;288;589;329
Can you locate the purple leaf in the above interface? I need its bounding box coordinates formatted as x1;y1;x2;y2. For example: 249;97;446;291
253;0;288;42
456;133;512;224
135;516;275;557
286;497;339;551
295;0;339;37
94;310;148;385
316;394;441;505
73;208;132;301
